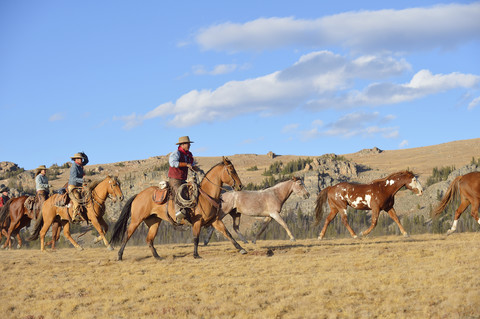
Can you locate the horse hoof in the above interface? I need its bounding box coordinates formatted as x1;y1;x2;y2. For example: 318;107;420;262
239;249;247;255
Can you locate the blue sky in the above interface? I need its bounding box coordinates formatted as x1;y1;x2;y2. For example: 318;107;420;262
1;1;479;170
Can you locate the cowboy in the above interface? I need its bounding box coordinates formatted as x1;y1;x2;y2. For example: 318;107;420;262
68;152;89;222
168;136;199;224
33;165;50;219
0;186;9;208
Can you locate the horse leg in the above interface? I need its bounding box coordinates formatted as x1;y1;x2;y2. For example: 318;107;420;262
211;219;247;255
62;222;83;251
90;216;112;250
318;207;339;240
4;217;21;249
252;217;272;244
361;209;380;237
270;211;296;242
145;216;162;260
386;208;409;237
203;226;215;246
39;214;56;252
117;219;142;261
231;212;248;244
339;209;358;239
447;200;470;235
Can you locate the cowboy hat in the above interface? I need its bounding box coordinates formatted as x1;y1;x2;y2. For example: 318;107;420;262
176;136;194;145
35;165;48;172
71;153;85;160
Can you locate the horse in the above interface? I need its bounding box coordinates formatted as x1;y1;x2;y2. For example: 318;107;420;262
315;170;423;239
204;176;310;245
29;175;124;251
0;196;37;249
110;157;244;260
432;171;480;235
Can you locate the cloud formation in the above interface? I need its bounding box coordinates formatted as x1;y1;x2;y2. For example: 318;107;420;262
195;2;480;53
116;51;479;129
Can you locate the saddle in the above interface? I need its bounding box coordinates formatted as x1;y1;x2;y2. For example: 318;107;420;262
152;187;169;205
24;196;36;211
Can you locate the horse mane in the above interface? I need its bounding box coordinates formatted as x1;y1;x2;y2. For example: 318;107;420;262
372;170;415;183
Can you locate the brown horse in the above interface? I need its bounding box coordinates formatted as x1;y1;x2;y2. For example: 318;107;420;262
432;171;480;235
315;170;423;239
0;196;37;249
110;157;244;260
204;176;310;245
29;175;124;251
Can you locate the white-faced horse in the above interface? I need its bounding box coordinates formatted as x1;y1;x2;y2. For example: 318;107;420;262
315;171;423;239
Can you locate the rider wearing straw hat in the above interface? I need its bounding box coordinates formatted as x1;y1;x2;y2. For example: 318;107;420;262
68;152;89;223
168;136;199;224
34;165;50;219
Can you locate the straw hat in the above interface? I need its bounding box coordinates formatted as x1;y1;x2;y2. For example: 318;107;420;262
35;165;48;172
71;153;84;160
176;136;194;145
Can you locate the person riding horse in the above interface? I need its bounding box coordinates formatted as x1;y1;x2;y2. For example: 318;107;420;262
34;165;50;219
0;186;10;208
168;136;199;224
68;152;89;223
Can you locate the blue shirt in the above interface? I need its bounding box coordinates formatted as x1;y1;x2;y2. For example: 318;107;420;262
69;162;84;186
35;174;49;191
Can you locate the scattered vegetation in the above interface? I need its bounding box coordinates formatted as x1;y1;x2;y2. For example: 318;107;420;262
425;165;456;187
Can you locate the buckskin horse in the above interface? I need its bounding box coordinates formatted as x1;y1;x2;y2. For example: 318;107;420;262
110;157;244;260
0;196;37;249
29;175;124;251
432;171;480;235
204;176;310;245
315;170;423;239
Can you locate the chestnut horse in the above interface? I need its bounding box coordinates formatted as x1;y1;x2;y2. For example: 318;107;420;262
204;176;310;245
315;171;423;239
0;196;36;249
432;171;480;235
29;175;124;251
110;157;244;260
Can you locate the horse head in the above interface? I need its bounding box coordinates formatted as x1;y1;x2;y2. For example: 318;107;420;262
222;157;243;191
291;176;310;199
105;175;124;202
403;171;423;196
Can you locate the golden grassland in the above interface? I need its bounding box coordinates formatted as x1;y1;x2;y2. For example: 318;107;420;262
1;233;479;319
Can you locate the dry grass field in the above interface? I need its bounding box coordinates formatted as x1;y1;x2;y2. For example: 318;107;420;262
1;233;479;319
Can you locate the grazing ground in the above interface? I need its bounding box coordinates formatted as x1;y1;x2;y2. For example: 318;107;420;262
1;233;479;319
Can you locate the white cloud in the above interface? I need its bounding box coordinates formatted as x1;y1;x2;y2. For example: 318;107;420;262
49;113;65;122
115;51;478;129
468;96;480;110
399;140;409;148
193;64;238;75
195;3;480;53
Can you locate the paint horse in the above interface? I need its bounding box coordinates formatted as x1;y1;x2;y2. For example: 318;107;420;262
110;157;244;260
29;176;124;251
204;176;310;245
432;171;480;235
315;170;423;239
0;196;38;249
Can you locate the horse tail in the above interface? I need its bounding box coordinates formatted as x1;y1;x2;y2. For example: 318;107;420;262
27;211;44;241
0;199;12;225
110;194;137;246
432;176;461;217
314;187;330;226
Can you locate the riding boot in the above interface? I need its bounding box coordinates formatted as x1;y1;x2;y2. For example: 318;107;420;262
175;209;186;224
